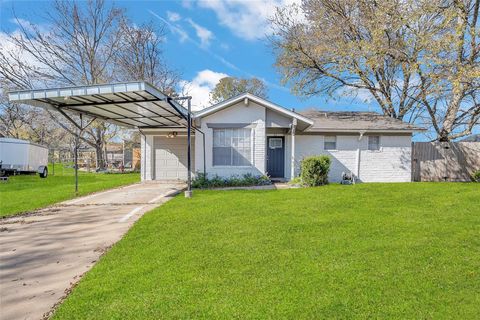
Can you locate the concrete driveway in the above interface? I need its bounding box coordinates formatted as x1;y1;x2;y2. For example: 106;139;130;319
0;182;184;320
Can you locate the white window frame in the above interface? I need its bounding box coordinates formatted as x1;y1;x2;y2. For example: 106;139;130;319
269;137;283;149
212;128;253;167
324;135;337;150
368;135;381;151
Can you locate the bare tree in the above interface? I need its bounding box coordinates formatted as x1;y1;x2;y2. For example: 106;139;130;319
114;20;181;96
0;0;125;168
0;89;73;147
1;1;183;165
270;0;479;141
0;89;28;139
8;0;124;85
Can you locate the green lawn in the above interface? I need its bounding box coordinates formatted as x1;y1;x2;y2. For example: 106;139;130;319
0;165;139;217
53;183;479;319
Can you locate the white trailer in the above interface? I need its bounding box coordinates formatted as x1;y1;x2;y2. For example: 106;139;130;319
0;138;49;178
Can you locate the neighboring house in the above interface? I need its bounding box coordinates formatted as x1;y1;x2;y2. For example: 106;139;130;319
78;142;141;169
138;93;423;183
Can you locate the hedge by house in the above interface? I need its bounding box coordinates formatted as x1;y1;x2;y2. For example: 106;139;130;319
472;170;480;182
192;172;271;189
300;155;331;186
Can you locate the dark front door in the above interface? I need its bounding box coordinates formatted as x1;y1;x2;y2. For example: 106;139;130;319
267;137;285;178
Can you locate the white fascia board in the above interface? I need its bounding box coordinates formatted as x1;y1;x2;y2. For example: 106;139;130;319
8;81;147;102
192;93;248;118
140;128;189;133
193;93;314;126
305;128;424;133
7;81;188;115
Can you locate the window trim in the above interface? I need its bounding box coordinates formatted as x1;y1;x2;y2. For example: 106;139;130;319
212;128;254;167
324;135;337;151
368;135;381;151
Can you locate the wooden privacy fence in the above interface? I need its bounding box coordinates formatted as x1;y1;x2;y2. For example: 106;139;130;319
412;142;480;182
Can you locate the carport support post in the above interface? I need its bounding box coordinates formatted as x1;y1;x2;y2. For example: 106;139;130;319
185;98;193;198
74;136;78;194
291;118;297;180
74;115;83;194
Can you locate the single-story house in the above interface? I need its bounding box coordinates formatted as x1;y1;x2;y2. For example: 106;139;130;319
140;93;423;183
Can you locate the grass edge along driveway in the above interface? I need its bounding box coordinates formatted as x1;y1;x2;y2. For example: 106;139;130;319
52;183;480;319
0;166;140;218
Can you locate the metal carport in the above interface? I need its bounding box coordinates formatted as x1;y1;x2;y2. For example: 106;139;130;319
8;81;199;197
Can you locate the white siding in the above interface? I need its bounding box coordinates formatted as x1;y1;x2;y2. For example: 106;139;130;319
140;134;154;181
265;109;291;128
195;101;266;178
291;134;412;183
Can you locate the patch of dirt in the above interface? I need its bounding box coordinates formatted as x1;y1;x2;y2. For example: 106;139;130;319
41;271;86;320
0;207;60;222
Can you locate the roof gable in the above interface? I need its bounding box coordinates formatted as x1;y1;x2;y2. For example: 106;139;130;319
193;93;314;127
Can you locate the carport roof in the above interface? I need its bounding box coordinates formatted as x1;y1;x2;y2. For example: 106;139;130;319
8;81;188;129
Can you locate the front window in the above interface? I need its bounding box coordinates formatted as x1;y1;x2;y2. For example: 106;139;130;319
213;128;252;166
324;136;337;150
368;135;380;150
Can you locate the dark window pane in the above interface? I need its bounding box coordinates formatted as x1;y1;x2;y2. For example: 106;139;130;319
213;147;231;166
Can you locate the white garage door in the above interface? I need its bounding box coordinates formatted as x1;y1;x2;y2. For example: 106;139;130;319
153;136;193;180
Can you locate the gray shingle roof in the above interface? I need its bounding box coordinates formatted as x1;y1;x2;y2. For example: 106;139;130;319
299;110;424;131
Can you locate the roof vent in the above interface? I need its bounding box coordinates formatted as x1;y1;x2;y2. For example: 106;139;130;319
244;97;249;106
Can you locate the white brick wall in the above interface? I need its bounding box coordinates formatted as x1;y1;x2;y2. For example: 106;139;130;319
290;135;357;183
359;135;412;182
291;134;412;183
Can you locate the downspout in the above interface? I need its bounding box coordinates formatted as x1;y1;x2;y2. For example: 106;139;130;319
356;131;366;183
139;129;146;182
186;98;192;198
290;118;297;180
192;123;207;177
168;96;194;197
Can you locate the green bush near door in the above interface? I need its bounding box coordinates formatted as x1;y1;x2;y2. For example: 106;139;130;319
300;155;331;186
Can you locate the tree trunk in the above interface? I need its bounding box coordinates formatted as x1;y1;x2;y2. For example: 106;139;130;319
95;143;106;170
104;144;108;169
439;91;464;142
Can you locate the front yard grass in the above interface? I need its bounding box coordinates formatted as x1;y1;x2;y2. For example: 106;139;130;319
53;183;479;319
0;165;140;217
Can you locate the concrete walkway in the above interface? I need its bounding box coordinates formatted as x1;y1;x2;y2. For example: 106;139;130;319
0;183;184;320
